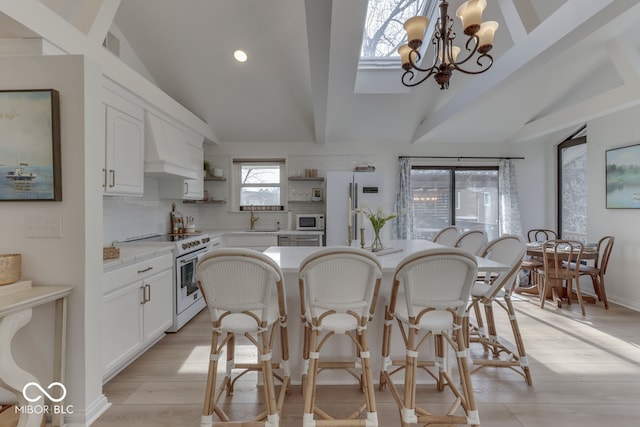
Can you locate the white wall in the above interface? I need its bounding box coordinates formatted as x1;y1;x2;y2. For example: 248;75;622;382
587;106;640;310
0;55;106;425
200;138;546;238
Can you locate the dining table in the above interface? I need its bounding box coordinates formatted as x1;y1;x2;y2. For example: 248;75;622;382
263;239;511;385
516;242;600;302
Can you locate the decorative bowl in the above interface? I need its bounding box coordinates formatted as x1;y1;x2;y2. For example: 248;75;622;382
0;254;21;286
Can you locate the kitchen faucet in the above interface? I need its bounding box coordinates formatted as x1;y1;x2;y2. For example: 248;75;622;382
249;204;259;230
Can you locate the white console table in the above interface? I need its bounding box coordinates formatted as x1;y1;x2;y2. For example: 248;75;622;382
0;285;73;427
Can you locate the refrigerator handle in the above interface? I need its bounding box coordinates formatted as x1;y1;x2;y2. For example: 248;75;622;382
354;182;359;236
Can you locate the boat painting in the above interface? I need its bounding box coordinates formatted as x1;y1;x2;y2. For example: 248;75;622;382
0;89;61;201
6;163;37;181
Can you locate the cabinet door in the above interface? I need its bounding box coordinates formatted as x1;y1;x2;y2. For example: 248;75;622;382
105;105;144;195
103;282;143;377
142;268;174;343
183;170;204;200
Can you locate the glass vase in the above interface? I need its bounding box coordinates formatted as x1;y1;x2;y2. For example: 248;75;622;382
371;228;384;252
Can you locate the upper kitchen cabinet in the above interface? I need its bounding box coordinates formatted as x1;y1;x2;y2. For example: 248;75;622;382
103;88;145;196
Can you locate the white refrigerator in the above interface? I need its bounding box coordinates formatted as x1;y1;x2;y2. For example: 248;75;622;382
326;171;384;246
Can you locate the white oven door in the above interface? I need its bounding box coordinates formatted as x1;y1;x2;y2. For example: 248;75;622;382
176;252;203;314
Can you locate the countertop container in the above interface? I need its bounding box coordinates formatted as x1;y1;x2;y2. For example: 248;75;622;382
0;254;21;286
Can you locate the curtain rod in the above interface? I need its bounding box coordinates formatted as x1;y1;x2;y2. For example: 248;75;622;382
398;156;525;160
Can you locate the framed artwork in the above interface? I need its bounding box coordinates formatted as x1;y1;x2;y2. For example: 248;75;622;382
606;143;640;208
311;187;323;201
0;89;61;201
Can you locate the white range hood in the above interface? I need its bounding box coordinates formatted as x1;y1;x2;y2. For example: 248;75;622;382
144;111;201;180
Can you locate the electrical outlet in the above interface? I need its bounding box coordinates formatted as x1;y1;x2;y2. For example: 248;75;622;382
25;215;63;238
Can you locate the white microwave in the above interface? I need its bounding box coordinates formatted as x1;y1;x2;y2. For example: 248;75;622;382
296;214;325;231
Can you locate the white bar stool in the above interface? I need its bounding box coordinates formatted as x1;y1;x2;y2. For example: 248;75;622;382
298;247;383;427
196;248;290;427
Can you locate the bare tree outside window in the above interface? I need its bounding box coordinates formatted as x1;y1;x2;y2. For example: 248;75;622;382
361;0;430;58
239;164;282;207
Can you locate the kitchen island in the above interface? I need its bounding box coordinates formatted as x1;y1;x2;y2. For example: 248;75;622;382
263;239;510;384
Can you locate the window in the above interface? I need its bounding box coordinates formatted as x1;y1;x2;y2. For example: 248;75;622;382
232;158;285;211
558;136;587;240
360;0;433;59
411;166;499;240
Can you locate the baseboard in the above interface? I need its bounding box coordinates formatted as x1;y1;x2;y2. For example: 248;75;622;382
61;394;110;427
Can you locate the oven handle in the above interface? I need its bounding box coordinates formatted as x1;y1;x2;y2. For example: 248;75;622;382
179;249;209;265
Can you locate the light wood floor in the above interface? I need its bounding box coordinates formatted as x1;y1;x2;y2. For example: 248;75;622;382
94;295;640;426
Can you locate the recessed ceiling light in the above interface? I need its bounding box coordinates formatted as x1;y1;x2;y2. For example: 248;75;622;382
233;50;248;63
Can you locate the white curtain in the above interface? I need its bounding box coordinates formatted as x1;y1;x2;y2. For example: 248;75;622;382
499;159;524;237
392;158;414;239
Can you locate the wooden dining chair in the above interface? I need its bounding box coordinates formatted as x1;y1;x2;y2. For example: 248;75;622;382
196;249;290;427
536;239;586;315
298;247;383;427
455;229;488;255
519;228;558;290
380;248;480;427
527;229;557;243
570;236;615;309
432;225;459;246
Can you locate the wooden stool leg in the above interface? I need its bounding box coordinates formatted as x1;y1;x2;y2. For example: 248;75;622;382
302;327;319;427
504;295;532;385
202;332;219;426
359;327;378;424
454;321;480;427
401;326;418;425
379;307;392;390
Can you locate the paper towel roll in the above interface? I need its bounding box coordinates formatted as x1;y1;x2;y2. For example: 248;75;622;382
288;211;293;230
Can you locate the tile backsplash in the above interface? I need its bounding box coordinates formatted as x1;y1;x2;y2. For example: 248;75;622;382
103;177;199;245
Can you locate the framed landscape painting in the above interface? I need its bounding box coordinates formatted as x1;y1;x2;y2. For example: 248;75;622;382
606;143;640;209
0;89;61;201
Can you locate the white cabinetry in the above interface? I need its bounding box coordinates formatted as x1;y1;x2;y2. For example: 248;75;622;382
103;94;145;196
102;252;173;382
159;169;204;200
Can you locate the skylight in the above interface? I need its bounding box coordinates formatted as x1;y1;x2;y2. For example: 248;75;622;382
356;0;438;93
360;0;433;60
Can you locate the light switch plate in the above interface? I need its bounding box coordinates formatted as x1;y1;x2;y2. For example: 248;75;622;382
25;215;63;238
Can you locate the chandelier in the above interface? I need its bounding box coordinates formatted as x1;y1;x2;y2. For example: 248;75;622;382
398;0;498;89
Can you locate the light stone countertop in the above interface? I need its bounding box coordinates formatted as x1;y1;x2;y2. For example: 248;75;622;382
103;245;174;271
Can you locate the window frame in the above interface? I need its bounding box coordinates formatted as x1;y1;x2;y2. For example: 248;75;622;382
410;165;499;238
557;135;587;239
230;158;286;212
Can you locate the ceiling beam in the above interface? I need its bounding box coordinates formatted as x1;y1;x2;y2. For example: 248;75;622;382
411;0;617;144
514;37;640;143
497;0;527;44
304;0;332;144
85;0;121;46
512;83;640;143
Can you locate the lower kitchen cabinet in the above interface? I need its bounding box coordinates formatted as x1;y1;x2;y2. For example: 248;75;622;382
102;252;173;382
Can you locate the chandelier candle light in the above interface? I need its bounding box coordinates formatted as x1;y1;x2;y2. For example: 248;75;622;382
398;0;498;89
